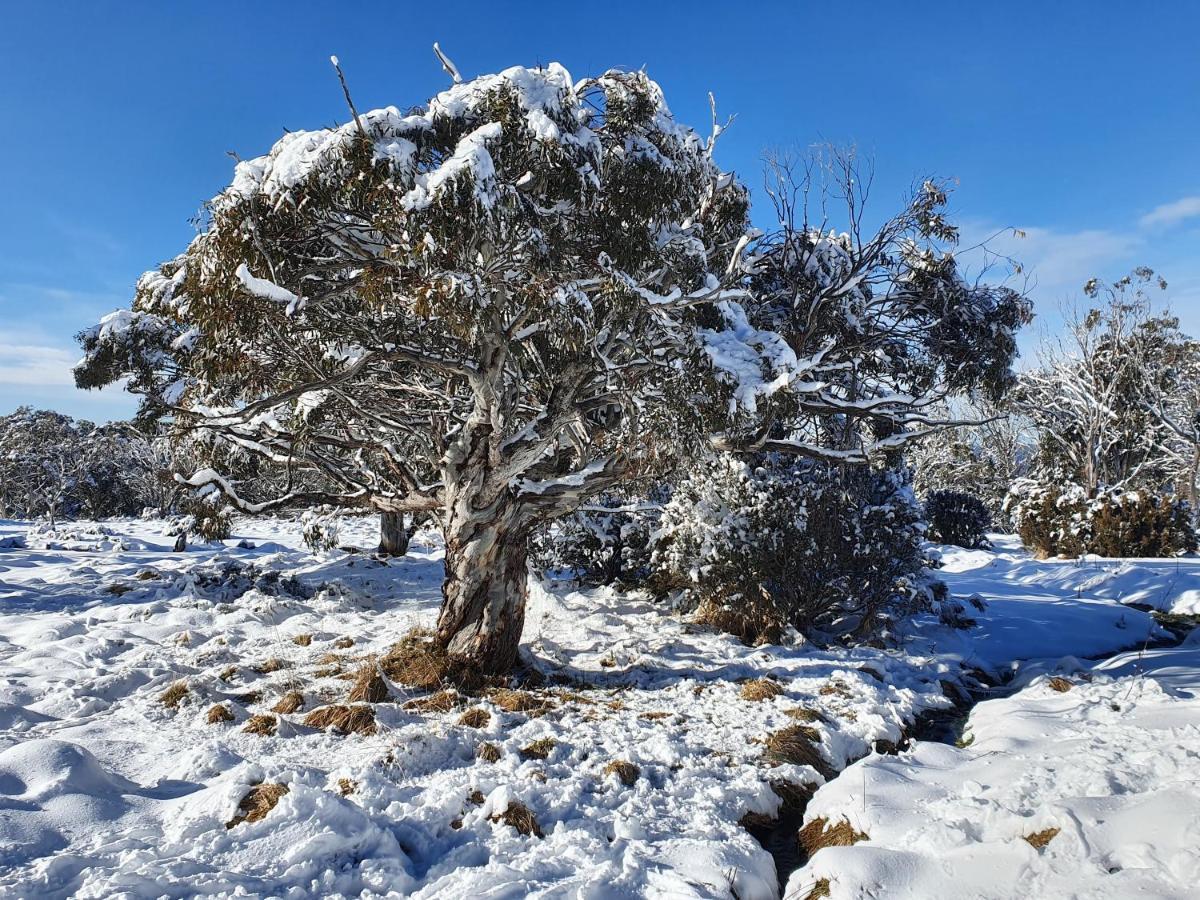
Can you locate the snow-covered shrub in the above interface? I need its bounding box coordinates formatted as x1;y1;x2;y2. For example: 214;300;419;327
653;454;942;643
1008;480;1195;557
531;491;660;587
301;508;343;553
924;490;991;548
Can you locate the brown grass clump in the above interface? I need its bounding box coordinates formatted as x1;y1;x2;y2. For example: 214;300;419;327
763;725;833;778
638;711;671;721
380;630;452;689
337;778;357;796
333;636;355;649
137;569;160;580
292;633;313;647
219;665;239;683
477;742;502;762
801;878;831;899
254;658;288;674
303;704;377;736
490;689;548;714
226;783;289;828
798;818;868;857
1047;677;1073;693
519;738;556;761
458;707;491;728
106;583;134;596
490;800;543;838
468;789;486;805
785;707;824;723
1024;826;1061;849
741;679;784;702
272;691;305;714
347;664;391;704
819;680;852;698
404;690;460;713
770;779;814;812
693;598;785;646
160;681;189;709
243;714;277;736
603;759;639;786
206;703;235;725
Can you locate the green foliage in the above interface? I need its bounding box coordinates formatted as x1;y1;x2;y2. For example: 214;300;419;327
925;490;991;549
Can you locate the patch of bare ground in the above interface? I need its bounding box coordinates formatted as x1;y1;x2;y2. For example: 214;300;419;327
226;783;289;828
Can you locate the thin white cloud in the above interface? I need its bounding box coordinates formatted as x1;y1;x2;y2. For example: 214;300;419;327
1139;195;1200;229
0;342;78;387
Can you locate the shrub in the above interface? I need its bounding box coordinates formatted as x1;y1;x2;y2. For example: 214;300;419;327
924;490;991;548
653;454;943;642
1007;480;1195;557
531;489;661;587
301;508;343;553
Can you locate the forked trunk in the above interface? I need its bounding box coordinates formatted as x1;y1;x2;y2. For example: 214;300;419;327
379;510;411;556
436;498;530;677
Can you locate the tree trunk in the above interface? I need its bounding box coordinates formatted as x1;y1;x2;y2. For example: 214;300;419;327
436;496;530;677
379;510;411;556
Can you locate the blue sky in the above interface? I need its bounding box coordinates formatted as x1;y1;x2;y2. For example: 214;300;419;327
2;1;1198;421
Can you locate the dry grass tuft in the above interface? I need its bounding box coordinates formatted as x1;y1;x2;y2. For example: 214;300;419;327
763;725;833;778
206;703;235;725
292;633;313;647
740;678;784;702
519;737;556;761
490;800;543;838
272;691;305;714
490;689;549;714
404;690;460;713
801;878;831;899
338;778;356;796
638;711;671;721
254;658;287;674
1047;677;1073;693
798;817;868;857
1024;826;1061;849
693;598;784;646
477;742;502;762
333;636;355;649
819;679;852;698
243;713;278;736
770;779;814;811
137;569;161;581
219;665;239;683
226;782;289;828
106;583;134;596
380;630;452;689
347;664;391;704
468;789;486;805
303;704;377;736
160;681;189;709
603;759;639;786
457;707;491;728
785;707;824;723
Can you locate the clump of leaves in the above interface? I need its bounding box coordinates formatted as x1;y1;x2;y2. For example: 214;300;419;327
490;800;543;838
272;691;305;714
1024;826;1060;850
740;678;783;702
303;704;377;736
242;714;278;736
226;783;289;828
160;681;189;709
603;759;639;786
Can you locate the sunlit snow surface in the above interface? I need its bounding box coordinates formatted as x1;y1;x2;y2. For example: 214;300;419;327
0;520;1194;899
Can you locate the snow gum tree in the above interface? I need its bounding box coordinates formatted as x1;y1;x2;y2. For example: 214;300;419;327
75;62;791;674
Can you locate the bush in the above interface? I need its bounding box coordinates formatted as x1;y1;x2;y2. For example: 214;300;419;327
652;454;944;643
925;490;991;548
1007;480;1195;557
531;490;660;587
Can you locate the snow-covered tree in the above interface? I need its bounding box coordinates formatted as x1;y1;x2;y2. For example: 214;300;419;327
0;408;90;526
75;65;1030;673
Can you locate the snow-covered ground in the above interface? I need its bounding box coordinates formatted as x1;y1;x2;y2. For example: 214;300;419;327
0;519;1195;899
